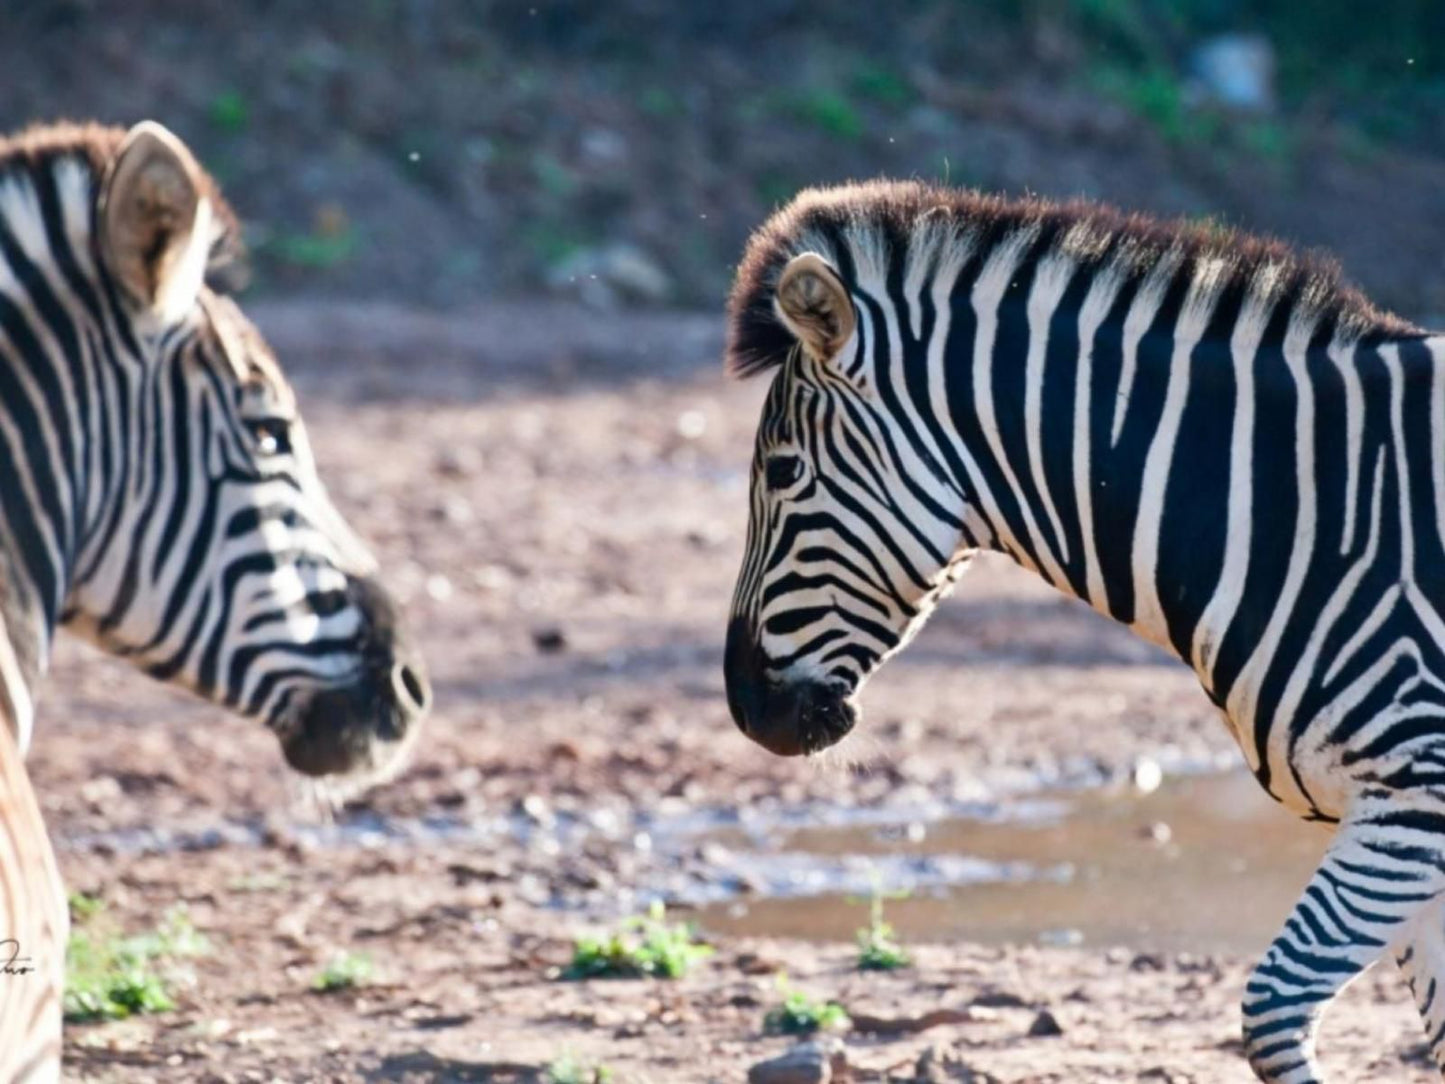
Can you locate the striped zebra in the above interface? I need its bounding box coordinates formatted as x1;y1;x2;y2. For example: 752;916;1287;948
0;121;430;1082
723;180;1445;1082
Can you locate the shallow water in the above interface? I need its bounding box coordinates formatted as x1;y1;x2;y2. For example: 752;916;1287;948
696;770;1330;955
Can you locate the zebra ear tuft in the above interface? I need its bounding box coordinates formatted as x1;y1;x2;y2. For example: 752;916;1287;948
99;122;212;325
774;252;855;363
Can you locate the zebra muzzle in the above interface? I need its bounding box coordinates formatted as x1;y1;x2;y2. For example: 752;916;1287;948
724;617;857;757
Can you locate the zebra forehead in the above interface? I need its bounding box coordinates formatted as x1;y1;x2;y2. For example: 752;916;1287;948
725;178;1420;381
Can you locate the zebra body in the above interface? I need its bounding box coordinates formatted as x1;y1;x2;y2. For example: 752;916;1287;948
0;121;429;1081
724;180;1445;1082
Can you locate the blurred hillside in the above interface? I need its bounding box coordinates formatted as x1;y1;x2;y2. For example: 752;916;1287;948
3;0;1442;318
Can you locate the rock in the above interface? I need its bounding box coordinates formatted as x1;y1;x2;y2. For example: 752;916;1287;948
1038;927;1084;947
1190;34;1276;112
913;1042;997;1083
433;446;483;478
546;242;672;308
517;793;553;827
746;1038;845;1084
971;989;1028;1009
1027;1009;1065;1037
430;495;474;524
1139;820;1172;844
579;126;628;166
531;626;567;653
1131;756;1163;794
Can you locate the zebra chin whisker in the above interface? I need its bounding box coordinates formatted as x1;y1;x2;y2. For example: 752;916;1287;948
805;727;887;780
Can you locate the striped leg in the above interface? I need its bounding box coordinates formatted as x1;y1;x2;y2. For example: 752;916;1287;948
1243;794;1445;1083
0;723;65;1084
1394;896;1445;1072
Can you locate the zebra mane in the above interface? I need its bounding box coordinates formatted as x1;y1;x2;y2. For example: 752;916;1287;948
0;121;247;291
726;179;1421;379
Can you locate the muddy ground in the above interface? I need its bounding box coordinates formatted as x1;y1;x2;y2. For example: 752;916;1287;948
35;302;1435;1082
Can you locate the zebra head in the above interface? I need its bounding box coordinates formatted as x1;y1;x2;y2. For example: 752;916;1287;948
58;123;429;782
725;247;973;757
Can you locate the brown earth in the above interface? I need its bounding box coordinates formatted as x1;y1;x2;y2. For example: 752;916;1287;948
29;303;1434;1082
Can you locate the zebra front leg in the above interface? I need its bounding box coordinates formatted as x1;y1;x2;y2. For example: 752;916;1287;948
1394;894;1445;1073
1243;793;1445;1083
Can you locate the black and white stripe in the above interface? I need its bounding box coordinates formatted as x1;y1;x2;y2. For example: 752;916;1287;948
0;120;427;1080
725;180;1445;1083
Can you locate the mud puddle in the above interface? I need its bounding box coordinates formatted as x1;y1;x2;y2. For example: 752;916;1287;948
696;770;1330;955
55;759;1329;956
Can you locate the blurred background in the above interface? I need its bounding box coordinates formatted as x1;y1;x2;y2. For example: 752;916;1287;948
3;0;1442;319
19;4;1445;1080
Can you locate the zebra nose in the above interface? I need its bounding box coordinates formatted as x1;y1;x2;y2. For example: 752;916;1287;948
724;617;857;757
725;617;767;737
391;660;429;716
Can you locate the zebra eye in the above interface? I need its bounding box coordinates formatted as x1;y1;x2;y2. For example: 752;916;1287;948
765;454;805;491
246;418;293;457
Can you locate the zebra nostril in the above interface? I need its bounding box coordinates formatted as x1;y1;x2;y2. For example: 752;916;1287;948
392;662;429;714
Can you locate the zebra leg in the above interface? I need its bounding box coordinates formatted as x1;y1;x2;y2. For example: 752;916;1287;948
1243;793;1445;1083
1394;895;1445;1071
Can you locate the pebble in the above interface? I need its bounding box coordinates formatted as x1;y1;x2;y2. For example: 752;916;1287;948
676;409;707;439
1038;927;1084;947
1027;1009;1065;1037
531;626;567;653
1131;756;1163;794
433;447;483;477
1140;820;1173;844
746;1038;845;1084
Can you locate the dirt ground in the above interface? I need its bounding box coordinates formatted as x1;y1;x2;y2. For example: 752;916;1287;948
34;302;1436;1082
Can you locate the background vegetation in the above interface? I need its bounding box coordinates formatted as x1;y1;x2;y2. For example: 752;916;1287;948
1;1;1440;311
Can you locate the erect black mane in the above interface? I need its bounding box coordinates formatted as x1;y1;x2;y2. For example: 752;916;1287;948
726;179;1420;379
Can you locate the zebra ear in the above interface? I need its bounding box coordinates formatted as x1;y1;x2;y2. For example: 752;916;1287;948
774;252;856;363
99;122;213;326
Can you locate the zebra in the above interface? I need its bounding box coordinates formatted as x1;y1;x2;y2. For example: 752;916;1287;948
723;179;1445;1083
0;120;430;1082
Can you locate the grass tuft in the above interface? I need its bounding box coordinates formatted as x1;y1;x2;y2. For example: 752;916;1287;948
313;951;373;992
65;904;208;1023
855;882;911;971
546;1053;614;1084
564;901;713;980
763;977;851;1035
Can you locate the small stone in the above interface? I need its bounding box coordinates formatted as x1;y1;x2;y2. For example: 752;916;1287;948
676;410;707;439
1131;756;1164;794
518;794;552;826
1140;820;1173;844
431;496;474;524
1027;1009;1064;1038
471;565;512;591
546;242;672;308
434;448;483;477
531;626;567;653
972;989;1028;1009
1038;927;1084;947
746;1038;845;1084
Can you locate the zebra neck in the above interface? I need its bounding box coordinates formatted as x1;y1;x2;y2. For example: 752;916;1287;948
940;247;1445;693
0;546;45;753
0;160;131;748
